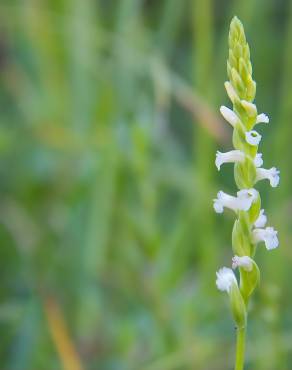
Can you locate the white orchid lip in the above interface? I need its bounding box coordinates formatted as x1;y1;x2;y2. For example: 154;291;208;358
220;106;240;127
215;150;245;170
213;188;258;214
245;130;262;146
254;153;263;167
252;227;279;250
254;209;267;228
256;113;269;124
216;267;237;293
232;255;253;271
256;167;280;187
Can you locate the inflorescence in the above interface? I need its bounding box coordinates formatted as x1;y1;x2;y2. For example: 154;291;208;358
214;16;279;332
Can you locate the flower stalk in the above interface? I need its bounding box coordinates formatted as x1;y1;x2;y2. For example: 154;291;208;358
214;17;280;370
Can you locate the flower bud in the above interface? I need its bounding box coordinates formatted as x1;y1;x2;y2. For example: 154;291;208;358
224;81;239;103
241;100;257;118
231;68;245;95
220;106;240;127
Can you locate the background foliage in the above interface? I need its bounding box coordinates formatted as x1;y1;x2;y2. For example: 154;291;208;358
0;1;292;369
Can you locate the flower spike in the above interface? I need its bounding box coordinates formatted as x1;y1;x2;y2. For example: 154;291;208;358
215;17;279;369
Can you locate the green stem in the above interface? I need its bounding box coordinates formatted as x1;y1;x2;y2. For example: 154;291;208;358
235;327;246;370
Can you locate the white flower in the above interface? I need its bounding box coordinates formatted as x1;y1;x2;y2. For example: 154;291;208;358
256;167;280;187
220;106;240;127
245;130;262;146
252;227;279;250
216;267;237;293
237;188;258;203
224;81;238;103
254;209;267;228
232;255;253;271
256;113;269;124
213;188;258;213
215;150;245;170
254;153;263;167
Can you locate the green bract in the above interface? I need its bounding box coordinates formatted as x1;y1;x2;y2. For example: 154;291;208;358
230;283;247;329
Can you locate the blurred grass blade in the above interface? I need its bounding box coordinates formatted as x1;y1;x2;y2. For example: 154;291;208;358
44;297;84;370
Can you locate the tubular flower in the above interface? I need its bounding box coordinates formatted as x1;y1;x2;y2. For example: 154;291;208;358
232;256;253;272
213;189;257;214
256;167;280;187
215;150;245;170
252;227;279;250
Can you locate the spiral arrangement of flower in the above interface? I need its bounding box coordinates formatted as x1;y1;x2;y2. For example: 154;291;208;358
214;16;280;370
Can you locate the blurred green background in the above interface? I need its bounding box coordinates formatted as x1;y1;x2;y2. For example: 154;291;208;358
0;0;291;369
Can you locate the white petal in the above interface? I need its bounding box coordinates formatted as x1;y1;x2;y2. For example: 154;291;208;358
254;209;267;228
256;113;269;124
245;130;262;146
232;255;253;271
254;153;263;167
220;106;239;127
213;200;224;213
215;150;245;171
216;267;237;293
253;227;279;250
256;167;280;187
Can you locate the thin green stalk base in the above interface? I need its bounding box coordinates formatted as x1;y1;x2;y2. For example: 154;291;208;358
235;327;246;370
